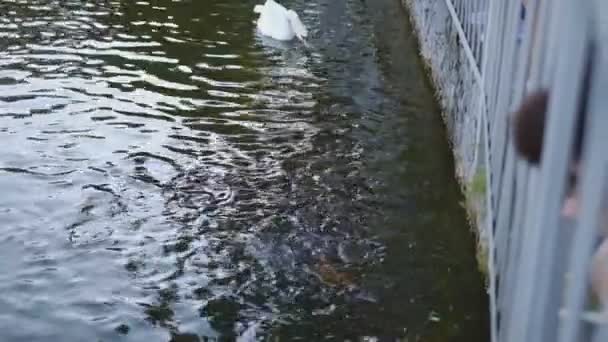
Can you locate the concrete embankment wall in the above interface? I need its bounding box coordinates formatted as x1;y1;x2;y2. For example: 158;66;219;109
400;0;489;272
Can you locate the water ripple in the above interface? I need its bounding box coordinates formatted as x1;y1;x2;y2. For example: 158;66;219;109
0;0;488;340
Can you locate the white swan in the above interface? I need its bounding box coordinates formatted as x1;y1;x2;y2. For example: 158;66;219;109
254;0;307;42
236;322;259;342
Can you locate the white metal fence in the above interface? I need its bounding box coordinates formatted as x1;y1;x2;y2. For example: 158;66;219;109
443;0;608;341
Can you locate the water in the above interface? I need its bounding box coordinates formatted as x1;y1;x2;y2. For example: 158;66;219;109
0;0;489;340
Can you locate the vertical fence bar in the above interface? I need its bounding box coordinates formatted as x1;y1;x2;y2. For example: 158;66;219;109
489;0;520;212
540;0;566;86
505;167;540;341
499;160;530;342
465;0;472;44
460;0;466;20
473;0;484;66
485;0;507;210
526;1;591;340
457;0;463;18
481;114;499;342
592;327;608;342
557;21;608;342
495;144;516;340
477;0;484;59
495;145;515;282
479;1;501;340
511;0;539;107
526;0;551;89
485;0;507;125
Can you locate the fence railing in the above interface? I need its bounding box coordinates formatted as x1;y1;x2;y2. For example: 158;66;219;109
443;0;608;341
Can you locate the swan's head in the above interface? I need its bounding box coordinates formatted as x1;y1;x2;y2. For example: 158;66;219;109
254;0;274;14
286;9;308;41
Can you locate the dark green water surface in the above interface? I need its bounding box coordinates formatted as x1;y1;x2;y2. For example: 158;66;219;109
0;0;488;340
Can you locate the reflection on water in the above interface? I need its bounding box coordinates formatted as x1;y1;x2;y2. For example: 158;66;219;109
0;0;488;340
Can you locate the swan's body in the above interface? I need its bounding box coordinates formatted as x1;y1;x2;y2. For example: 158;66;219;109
254;0;307;42
236;322;259;342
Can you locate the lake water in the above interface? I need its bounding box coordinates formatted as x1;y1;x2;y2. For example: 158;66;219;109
0;0;488;340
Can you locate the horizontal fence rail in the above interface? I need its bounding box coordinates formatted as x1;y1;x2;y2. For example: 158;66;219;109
441;0;608;341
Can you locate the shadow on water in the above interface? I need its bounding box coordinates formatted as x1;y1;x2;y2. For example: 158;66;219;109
0;0;488;340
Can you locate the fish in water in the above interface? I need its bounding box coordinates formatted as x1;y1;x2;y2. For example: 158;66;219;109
254;0;307;42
